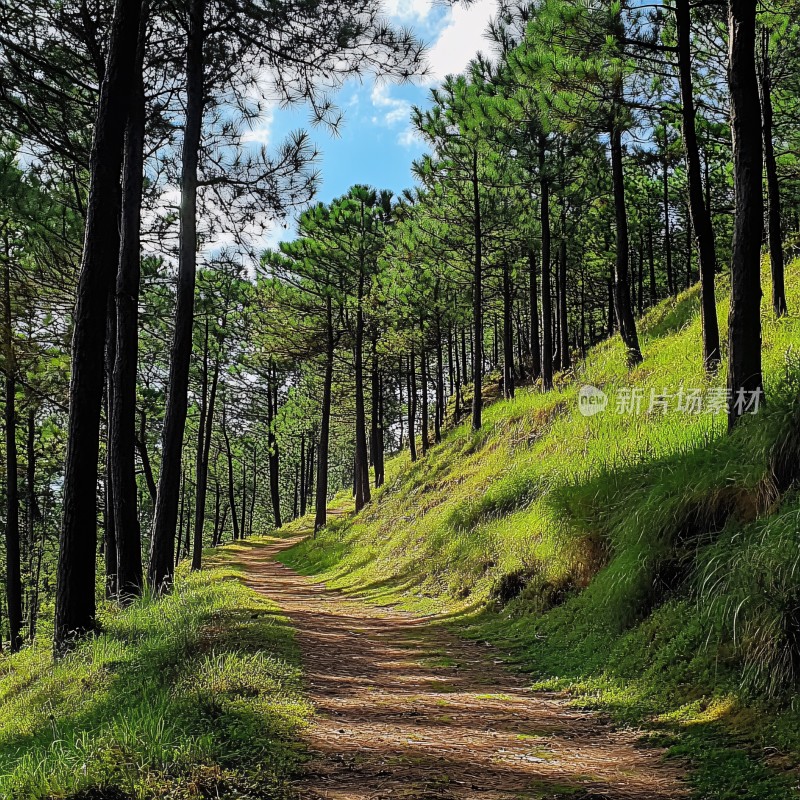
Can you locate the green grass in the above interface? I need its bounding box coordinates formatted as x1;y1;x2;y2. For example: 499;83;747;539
281;260;800;798
0;553;311;799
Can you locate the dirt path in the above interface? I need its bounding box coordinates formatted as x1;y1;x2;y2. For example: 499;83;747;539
237;535;687;800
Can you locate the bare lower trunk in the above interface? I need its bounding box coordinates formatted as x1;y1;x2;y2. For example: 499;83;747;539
471;150;483;430
676;0;721;369
539;138;554;390
727;0;765;430
758;30;787;317
353;273;371;509
55;0;143;652
148;0;205;594
111;2;148;600
314;297;333;531
609;122;643;366
4;254;22;652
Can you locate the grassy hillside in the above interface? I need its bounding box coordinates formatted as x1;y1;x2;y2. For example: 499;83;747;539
282;260;800;799
0;551;310;799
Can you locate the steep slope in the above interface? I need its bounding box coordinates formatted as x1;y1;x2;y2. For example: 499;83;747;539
282;260;800;799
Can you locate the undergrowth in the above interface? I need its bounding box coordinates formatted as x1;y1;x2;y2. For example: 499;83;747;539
281;260;800;799
0;552;310;799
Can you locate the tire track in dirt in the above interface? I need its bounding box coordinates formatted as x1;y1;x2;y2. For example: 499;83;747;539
236;535;687;800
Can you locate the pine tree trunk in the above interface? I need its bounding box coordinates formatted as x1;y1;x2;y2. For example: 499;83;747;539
111;2;148;600
315;297;333;531
222;406;240;540
661;129;676;296
758;29;787;317
137;410;157;503
3;253;22;652
434;311;443;443
267;363;282;528
353;270;371;510
727;0;765;430
240;461;247;538
420;333;430;456
558;230;570;371
609;122;643;366
648;221;657;306
370;334;384;485
55;0;143;652
212;479;221;546
539;138;554;390
299;434;307;516
192;338;219;569
148;0;205;594
408;348;417;462
249;445;258;536
471;150;483;430
25;407;39;638
529;246;541;379
104;295;117;600
676;0;721;369
502;259;515;398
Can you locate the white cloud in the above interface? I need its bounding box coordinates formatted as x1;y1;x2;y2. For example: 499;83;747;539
370;83;412;127
397;126;423;148
425;0;496;82
240;106;275;146
382;0;432;23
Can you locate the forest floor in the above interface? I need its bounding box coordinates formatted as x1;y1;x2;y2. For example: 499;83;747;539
236;533;688;800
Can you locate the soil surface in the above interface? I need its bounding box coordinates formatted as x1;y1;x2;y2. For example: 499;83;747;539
237;535;687;800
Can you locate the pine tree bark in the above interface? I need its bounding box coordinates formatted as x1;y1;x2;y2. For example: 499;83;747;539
192;333;219;569
299;434;307;516
104;293;117;600
529;246;541;379
758;29;787;317
609;121;643;366
267;362;282;528
314;296;333;531
727;0;765;430
3;252;22;652
420;328;430;456
434;308;444;443
661;129;676;296
148;0;205;594
502;258;515;398
370;333;384;485
471;149;483;430
55;0;143;652
675;0;721;369
539;138;554;390
222;405;239;540
240;461;247;538
408;348;418;462
648;221;657;306
557;227;570;371
111;1;148;600
353;269;371;509
137;410;156;503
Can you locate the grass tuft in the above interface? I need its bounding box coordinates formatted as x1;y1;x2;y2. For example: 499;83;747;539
0;556;310;799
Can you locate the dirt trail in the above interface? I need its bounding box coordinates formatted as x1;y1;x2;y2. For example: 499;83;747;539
237;535;687;800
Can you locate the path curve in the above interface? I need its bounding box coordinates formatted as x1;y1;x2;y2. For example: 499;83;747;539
237;535;687;800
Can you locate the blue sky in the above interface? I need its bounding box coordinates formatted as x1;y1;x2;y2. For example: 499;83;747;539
250;0;497;247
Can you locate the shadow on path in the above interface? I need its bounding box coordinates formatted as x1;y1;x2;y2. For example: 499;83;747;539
235;534;687;800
